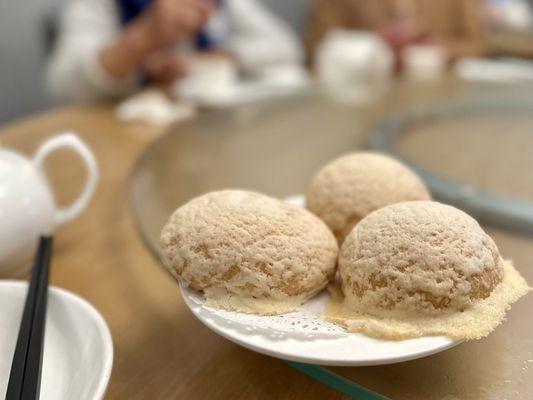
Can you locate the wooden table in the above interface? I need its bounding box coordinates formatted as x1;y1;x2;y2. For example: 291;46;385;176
126;82;533;399
3;80;533;399
0;105;343;399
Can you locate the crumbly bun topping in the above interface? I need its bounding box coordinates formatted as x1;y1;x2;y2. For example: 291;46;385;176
339;201;503;316
161;190;338;314
307;152;430;243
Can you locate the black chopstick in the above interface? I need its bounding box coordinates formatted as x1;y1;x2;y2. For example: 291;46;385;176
6;236;53;400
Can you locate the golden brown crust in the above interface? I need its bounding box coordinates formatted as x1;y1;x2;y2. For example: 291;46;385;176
307;152;430;244
161;190;339;315
339;201;504;316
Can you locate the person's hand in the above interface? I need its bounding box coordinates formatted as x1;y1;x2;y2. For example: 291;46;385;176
142;51;188;84
129;0;215;54
99;0;214;79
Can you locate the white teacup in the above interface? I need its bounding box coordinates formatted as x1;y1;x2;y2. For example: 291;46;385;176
403;45;447;81
315;30;394;103
0;133;98;276
176;57;238;104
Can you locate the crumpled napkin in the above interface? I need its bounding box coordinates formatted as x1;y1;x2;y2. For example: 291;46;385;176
116;89;197;126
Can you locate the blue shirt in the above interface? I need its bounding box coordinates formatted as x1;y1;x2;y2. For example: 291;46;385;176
115;0;224;51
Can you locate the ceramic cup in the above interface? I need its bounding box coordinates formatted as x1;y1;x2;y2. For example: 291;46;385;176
0;133;98;276
403;44;447;81
176;56;238;103
316;30;394;103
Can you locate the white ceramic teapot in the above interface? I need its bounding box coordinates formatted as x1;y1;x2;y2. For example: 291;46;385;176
0;133;98;276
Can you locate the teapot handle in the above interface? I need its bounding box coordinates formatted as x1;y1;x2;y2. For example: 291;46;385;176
33;133;99;226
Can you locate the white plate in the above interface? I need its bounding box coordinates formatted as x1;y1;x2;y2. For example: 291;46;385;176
176;78;308;108
179;194;462;366
0;281;113;399
181;287;461;366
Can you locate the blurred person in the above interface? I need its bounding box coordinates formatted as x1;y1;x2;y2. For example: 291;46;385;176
307;0;488;67
47;0;303;102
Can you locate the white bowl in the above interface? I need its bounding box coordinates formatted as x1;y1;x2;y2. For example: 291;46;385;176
0;281;113;399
